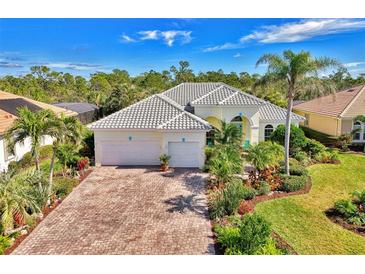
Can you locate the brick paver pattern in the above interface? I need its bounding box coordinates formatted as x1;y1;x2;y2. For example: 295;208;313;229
12;167;215;255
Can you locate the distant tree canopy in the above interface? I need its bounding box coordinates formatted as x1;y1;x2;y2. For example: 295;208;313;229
1;60;364;115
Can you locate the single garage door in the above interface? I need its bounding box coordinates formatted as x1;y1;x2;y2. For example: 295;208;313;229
168;142;200;168
100;141;161;166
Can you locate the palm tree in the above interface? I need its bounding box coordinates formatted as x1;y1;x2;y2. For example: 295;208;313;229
5;107;54;172
214;120;242;145
255;50;339;175
47;114;84;201
0;171;42;233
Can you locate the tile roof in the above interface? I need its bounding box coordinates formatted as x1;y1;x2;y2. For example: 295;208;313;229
0;90;77;135
260;102;305;121
89;94;211;131
162;82;222;106
293;85;365;117
53;102;99;114
163;82;263;106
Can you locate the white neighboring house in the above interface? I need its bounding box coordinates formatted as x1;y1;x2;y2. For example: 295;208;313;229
90;83;304;168
0;90;77;171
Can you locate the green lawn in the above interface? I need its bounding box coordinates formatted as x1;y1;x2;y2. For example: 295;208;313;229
255;153;365;255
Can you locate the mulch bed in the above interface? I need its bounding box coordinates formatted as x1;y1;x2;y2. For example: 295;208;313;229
240;177;312;214
325;208;365;237
4;169;93;255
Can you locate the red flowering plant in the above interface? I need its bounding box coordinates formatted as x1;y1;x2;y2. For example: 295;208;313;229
77;157;90;175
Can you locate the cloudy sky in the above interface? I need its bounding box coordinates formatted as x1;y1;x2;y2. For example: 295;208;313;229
1;18;365;77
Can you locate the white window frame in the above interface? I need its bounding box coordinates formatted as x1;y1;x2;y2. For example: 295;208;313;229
352;121;362;141
264;124;274;141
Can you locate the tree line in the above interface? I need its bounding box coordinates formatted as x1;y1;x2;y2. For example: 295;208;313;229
0;60;364;116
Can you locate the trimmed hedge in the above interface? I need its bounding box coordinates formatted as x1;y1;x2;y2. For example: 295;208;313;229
280;175;307;192
300;126;337;146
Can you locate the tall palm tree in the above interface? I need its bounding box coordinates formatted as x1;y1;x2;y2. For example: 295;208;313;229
47;114;84;200
255;50;338;175
5;107;54;172
214;120;242;145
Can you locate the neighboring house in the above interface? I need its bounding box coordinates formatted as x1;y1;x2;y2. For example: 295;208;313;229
90;83;304;168
293;85;365;144
53;102;99;124
0;90;77;171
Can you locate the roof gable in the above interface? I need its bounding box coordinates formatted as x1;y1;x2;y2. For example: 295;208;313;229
293;85;365;117
89;94;211;131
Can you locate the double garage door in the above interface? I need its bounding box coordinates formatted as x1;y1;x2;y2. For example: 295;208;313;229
99;141;201;167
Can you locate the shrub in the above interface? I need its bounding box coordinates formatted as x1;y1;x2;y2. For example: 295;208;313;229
303;138;326;158
280;164;308;176
293;151;311;166
314;149;339;164
215;214;272;255
209;179;256;219
77;157;90;171
52;177;78;198
39;145;53;159
336;133;352;152
209;144;243;183
246;141;284;171
352;190;365;207
280;175;307;192
7;161;19;172
256;181;271;196
347;213;365;226
270;124;307;154
334;199;358;218
0;235;12;255
254;237;284;255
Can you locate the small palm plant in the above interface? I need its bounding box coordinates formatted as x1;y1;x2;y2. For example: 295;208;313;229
159;154;171;171
214;120;242;145
0;172;43;233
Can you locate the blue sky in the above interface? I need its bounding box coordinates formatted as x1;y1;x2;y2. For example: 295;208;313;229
1;18;365;77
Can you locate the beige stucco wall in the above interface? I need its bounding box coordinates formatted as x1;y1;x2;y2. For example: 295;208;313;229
294;110;341;136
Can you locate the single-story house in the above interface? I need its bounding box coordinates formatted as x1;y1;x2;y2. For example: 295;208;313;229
53;102;100;124
0;90;77;171
293;85;365;144
90;83;304;168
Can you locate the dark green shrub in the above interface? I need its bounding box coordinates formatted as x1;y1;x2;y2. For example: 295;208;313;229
52;177;78;198
209;179;256;219
7;161;19;172
270;124;307;154
280;175;307;192
280;164;308;176
215;213;272;255
314;149;339;164
256;181;271;196
0;236;12;255
334;199;358;218
303;138;326;158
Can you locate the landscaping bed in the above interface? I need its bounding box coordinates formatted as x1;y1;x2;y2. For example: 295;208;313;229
326;208;365;237
3;169;93;255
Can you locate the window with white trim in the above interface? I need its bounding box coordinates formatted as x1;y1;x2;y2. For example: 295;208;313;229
264;124;274;141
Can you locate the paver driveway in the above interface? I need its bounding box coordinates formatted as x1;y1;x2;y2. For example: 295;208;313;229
12;167;215;255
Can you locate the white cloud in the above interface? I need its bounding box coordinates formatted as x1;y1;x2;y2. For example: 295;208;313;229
46;62;101;71
203;43;244;52
120;34;136;43
233;53;241;58
160;30;192;47
240;19;365;44
343;62;365;68
122;30;192;47
138;30;159;40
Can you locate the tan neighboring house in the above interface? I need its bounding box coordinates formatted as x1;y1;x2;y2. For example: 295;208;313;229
0;90;77;171
293;85;365;144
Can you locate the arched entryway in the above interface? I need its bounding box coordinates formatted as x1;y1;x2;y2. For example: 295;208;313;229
230;115;249;141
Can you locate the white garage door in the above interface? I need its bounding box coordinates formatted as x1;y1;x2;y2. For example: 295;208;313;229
168;142;200;168
100;142;161;166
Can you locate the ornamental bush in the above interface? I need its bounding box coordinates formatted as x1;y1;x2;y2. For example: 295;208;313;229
215;214;272;255
280;175;307;192
270;124;307;154
52;176;78;198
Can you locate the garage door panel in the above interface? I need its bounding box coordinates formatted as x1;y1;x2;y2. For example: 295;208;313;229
168;142;200;168
100;142;160;166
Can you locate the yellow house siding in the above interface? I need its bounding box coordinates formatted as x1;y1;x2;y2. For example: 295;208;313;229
341;119;353;135
341;88;365;118
293;110;340;136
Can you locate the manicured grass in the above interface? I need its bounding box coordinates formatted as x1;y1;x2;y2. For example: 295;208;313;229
255;153;365;254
